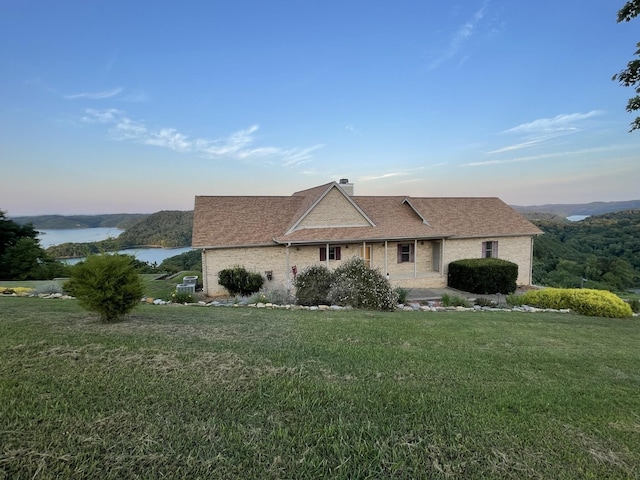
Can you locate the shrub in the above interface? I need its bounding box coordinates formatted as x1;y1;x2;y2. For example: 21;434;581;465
170;290;195;304
218;266;264;297
395;287;410;304
65;254;144;322
518;288;633;318
294;265;333;306
327;257;398;311
474;297;494;307
626;298;640;313
34;282;63;295
260;284;293;305
448;258;518;294
441;293;471;308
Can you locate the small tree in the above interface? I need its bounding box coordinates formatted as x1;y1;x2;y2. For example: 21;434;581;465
66;254;144;323
218;265;264;297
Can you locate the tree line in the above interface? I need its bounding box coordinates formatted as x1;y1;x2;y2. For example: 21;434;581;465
532;210;640;291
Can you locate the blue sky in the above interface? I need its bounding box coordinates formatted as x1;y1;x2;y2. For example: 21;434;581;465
1;1;639;215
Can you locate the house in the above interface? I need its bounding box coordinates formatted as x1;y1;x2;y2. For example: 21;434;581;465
192;180;543;297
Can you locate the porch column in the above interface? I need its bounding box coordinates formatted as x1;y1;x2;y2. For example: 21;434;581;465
441;238;446;276
286;244;291;283
384;241;388;276
326;243;330;267
414;239;418;278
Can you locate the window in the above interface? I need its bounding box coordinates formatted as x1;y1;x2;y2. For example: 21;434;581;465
320;246;341;261
482;241;498;258
397;243;414;263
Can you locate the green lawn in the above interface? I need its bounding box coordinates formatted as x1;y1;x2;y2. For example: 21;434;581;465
0;271;201;301
1;298;639;479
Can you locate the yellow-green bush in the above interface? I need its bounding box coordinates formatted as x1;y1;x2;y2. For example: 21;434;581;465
518;288;633;318
1;286;34;296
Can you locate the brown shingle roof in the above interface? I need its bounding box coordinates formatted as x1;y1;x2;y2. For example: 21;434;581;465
192;183;542;248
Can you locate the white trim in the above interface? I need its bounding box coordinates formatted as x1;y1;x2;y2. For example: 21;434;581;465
285;182;376;234
402;198;432;226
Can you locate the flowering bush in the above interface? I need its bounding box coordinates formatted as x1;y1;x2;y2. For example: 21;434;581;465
327;257;398;311
171;291;195;304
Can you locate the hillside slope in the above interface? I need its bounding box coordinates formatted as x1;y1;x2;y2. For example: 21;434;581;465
118;210;193;248
513;199;640;217
10;213;148;229
532;210;640;290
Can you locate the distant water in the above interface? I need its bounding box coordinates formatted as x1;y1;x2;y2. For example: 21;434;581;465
566;215;589;221
37;228;192;265
38;228;123;248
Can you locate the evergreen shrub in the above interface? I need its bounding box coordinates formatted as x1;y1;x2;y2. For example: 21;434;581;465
218;266;264;297
294;265;333;306
518;288;633;318
65;254;144;323
448;258;518;294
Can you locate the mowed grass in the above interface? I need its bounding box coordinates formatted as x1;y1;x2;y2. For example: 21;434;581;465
1;299;639;479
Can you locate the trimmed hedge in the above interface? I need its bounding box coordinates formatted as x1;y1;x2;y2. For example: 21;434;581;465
448;258;518;294
518;288;633;318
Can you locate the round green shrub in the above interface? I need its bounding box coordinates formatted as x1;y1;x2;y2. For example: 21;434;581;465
218;265;264;297
294;264;333;306
65;254;144;323
518;288;633;318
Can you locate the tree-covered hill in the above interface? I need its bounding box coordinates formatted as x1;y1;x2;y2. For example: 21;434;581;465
117;210;193;248
532;210;640;290
10;213;148;229
513;199;640;218
45;210;194;258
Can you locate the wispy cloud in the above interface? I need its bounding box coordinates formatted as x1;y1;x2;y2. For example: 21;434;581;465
502;111;603;134
463;144;624;167
428;3;488;69
81;109;322;166
360;172;407;182
359;167;427;183
65;87;147;102
64;88;123;100
486;110;604;155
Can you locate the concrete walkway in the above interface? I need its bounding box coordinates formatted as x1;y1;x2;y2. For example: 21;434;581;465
405;287;508;303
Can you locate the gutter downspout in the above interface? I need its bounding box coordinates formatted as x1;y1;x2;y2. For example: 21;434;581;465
201;249;208;295
530;236;534;285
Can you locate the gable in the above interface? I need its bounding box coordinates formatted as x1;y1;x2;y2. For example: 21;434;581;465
290;185;373;232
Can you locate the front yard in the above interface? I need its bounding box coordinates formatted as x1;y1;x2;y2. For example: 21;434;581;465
1;298;638;478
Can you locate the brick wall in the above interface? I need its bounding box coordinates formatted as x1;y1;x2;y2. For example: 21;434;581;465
297;188;370;228
202;235;533;297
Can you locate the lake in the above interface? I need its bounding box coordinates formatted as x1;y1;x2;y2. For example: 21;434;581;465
38;228;193;265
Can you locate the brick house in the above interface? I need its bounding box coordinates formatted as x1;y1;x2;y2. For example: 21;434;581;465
192;180;542;297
